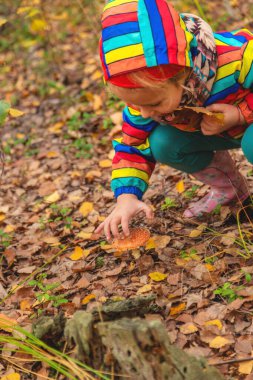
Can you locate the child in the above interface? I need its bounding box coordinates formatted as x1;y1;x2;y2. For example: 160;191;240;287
95;0;253;241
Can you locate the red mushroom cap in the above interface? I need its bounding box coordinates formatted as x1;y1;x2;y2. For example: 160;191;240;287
111;227;150;251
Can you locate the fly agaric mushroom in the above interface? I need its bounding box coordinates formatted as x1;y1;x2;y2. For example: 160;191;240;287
111;227;150;251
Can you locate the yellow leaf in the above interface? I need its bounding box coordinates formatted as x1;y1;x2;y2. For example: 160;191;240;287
0;313;17;332
48;122;64;134
71;171;82;178
81;294;96;305
189;224;206;238
0;18;7;27
92;94;103;111
44;191;60;204
69;246;84;261
43;236;60;246
145;238;156;250
20;299;32;311
9;108;24;118
83;249;92;258
137;284;152;295
169;302;186;316
17;6;32;14
85;170;101;181
77;231;92;240
20;39;38;48
239;358;253;375
179;323;198;334
0;213;6;222
30;18;48;33
204;319;223;330
4;225;15;233
176;180;185;193
46;151;59;158
1;374;21;380
99;159;112;168
209;336;231;349
16;133;25;139
79;202;93;217
152;235;171;249
149;272;167;282
205;263;215;272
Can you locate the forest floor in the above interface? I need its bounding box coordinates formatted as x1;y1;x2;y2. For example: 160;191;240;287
0;0;253;379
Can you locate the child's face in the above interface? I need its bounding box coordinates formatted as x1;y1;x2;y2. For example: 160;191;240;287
110;81;183;122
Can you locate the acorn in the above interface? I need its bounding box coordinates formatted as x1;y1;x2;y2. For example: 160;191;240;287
111;227;150;251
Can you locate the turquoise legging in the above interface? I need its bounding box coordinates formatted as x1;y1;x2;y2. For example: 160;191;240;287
149;123;253;173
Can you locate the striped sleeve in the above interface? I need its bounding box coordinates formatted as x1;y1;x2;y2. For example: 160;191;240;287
237;39;253;124
111;106;158;199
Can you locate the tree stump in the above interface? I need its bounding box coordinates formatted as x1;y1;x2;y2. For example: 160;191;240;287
33;296;224;379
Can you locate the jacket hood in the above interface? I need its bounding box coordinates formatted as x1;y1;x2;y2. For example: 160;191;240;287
100;0;196;81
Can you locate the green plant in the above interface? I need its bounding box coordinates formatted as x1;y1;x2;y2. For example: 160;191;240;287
0;100;10;125
179;248;197;259
28;273;68;312
161;197;178;210
204;256;217;265
40;203;73;230
0;320;109;380
0;229;13;249
183;185;199;199
96;256;104;268
213;282;244;303
67;112;92;131
241;270;252;283
69;137;93;158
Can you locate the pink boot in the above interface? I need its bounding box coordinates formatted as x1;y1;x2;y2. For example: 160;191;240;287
183;151;249;218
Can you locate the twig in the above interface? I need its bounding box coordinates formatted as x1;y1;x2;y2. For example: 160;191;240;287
212;356;253;366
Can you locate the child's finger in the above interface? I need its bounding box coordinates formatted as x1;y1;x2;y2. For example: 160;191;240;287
143;205;154;220
110;218;121;239
104;220;112;241
95;222;104;235
121;216;130;237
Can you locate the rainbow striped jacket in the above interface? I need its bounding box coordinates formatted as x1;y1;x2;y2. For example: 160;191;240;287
100;1;253;200
111;29;253;200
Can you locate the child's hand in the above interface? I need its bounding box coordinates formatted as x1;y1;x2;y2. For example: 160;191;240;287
95;193;154;241
200;104;245;135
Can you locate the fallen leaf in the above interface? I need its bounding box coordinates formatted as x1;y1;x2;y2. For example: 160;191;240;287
44;191;60;204
0;213;6;222
180;323;198;334
20;299;32;311
189;224;206;238
77;231;92;240
9;108;24;117
0;18;7;27
99;159;112;168
239;360;253;375
1;374;21;380
204;319;223;330
79;202;94;217
176;180;185;193
145;238;156;250
137;284;152;294
48;122;64;133
209;336;231;349
169;303;186;316
42;236;60;246
81;294;96;305
69;246;84;261
149;272;167;282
